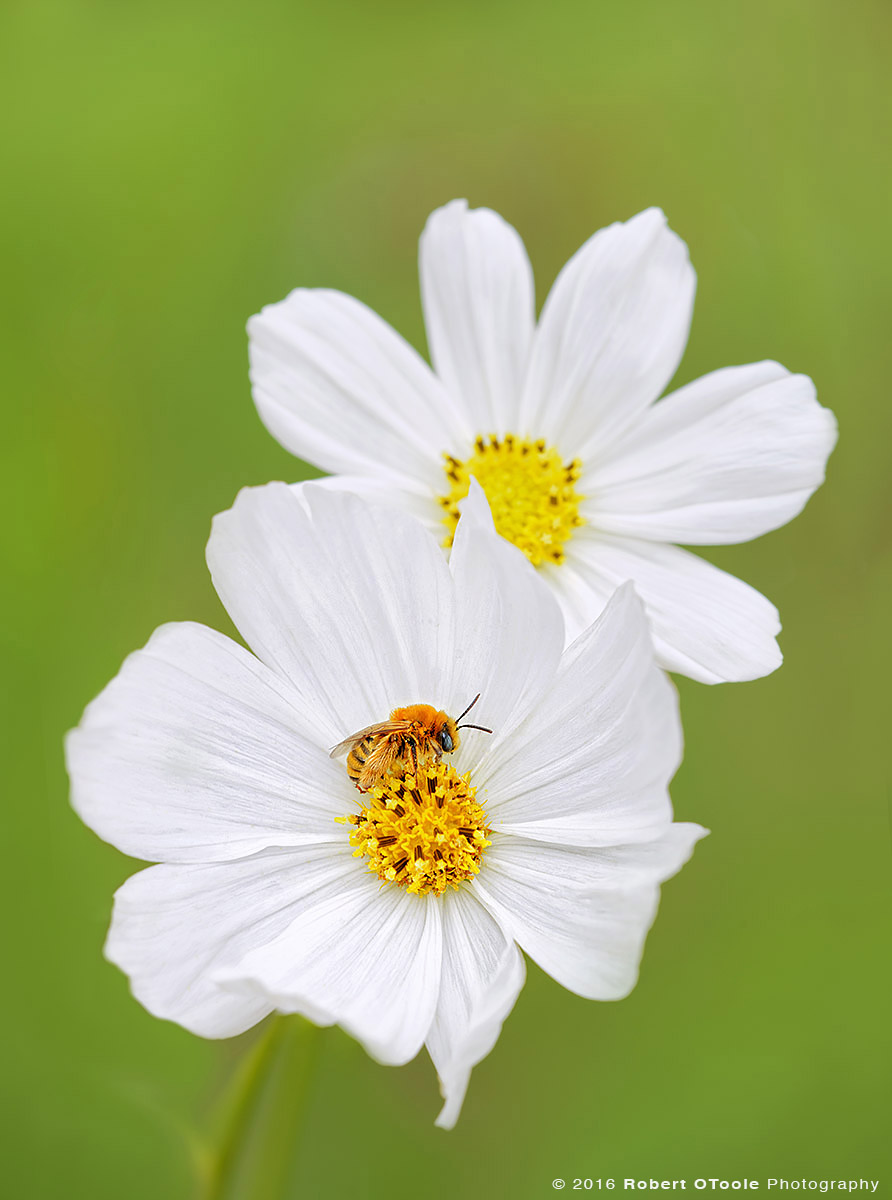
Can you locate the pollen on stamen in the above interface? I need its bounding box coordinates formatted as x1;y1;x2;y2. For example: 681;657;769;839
438;433;585;567
341;760;491;897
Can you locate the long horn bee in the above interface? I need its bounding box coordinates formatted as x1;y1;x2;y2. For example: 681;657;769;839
330;695;491;791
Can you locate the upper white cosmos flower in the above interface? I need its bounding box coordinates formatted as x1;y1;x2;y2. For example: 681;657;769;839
248;201;837;684
66;481;704;1128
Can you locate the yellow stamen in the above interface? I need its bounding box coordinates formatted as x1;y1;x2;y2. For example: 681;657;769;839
343;760;490;897
439;434;585;566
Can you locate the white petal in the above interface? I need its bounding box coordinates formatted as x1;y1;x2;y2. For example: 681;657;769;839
558;533;782;684
473;824;704;1000
481;824;707;890
66;622;352;863
207;483;457;745
105;846;355;1038
426;886;525;1130
217;869;442;1066
519;208;695;459
298;475;442;537
587;362;838;543
478;583;682;846
446;480;565;771
538;548;614;647
419;199;535;435
248;288;468;487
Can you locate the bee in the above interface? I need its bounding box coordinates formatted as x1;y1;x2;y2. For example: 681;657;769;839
330;694;492;791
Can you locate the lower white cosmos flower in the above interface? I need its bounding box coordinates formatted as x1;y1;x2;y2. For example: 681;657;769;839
248;200;837;684
66;481;705;1128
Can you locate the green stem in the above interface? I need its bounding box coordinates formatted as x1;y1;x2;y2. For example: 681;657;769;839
202;1016;320;1200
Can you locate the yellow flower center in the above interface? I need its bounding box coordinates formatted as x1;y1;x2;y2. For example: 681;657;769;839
341;760;491;897
439;434;585;566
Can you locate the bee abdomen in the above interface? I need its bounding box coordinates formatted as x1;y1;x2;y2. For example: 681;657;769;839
346;735;376;783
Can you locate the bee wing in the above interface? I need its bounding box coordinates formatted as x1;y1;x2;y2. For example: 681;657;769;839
329;724;380;759
328;719;414;759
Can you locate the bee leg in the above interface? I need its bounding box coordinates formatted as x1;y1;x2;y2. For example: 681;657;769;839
411;742;418;775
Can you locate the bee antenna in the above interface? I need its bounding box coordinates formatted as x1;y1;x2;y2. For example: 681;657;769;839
457;723;492;735
455;693;481;724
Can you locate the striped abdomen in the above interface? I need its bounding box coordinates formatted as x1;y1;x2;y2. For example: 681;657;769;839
346;733;382;784
346;731;433;788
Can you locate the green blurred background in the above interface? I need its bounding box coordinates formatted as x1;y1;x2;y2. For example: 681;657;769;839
3;0;890;1195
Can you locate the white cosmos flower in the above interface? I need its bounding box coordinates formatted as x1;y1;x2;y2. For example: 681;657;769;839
248;201;837;684
66;481;705;1128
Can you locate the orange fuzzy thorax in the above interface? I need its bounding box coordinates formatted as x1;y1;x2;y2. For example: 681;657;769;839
390;705;459;748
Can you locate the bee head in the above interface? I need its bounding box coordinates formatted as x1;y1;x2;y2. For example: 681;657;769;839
435;714;459;754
